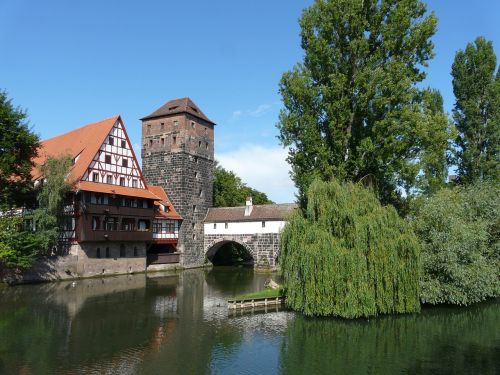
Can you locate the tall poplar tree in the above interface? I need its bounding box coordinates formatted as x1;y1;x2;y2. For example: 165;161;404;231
452;37;500;184
277;0;450;208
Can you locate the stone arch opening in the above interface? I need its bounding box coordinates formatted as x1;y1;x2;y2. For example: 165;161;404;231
206;240;254;266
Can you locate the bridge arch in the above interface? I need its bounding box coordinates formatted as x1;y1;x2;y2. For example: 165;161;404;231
205;238;255;266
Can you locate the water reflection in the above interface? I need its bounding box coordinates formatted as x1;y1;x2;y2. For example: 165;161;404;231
0;268;498;375
279;301;500;375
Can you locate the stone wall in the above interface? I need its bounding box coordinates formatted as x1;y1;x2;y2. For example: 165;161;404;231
1;242;147;284
142;112;214;268
204;233;281;268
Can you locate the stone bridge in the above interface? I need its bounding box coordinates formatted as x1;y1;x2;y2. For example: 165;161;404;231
202;200;297;268
204;233;281;268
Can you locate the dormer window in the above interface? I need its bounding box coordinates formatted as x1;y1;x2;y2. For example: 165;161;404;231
108;136;114;146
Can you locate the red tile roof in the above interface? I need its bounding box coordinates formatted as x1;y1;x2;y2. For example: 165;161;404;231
32;116;119;181
77;181;161;200
140;97;215;124
32;116;162;202
147;185;182;220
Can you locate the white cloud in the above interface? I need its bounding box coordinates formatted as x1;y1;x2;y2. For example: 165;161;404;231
216;144;296;203
231;103;273;120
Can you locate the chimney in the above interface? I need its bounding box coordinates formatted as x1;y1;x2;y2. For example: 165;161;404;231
244;196;253;216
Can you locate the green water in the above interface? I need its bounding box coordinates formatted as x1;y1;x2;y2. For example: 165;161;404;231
0;268;498;375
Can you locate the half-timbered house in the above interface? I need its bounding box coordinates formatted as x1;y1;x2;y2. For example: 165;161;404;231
31;115;182;277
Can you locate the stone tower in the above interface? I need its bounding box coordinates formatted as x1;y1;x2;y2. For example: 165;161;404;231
140;98;215;266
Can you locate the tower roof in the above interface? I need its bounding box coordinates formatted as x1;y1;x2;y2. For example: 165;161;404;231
140;97;215;124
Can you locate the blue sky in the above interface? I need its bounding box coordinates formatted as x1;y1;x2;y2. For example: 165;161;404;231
1;0;499;203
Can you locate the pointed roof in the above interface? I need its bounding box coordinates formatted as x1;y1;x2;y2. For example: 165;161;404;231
140;97;215;124
31;116;161;201
147;185;182;220
32;116;119;181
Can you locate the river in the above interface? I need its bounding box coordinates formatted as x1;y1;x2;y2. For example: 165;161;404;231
0;267;498;375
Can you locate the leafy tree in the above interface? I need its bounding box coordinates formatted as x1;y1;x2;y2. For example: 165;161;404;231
0;90;39;210
0;155;73;268
0;215;43;268
213;161;273;207
412;181;500;305
452;37;500;184
33;155;74;253
277;0;451;209
280;179;420;318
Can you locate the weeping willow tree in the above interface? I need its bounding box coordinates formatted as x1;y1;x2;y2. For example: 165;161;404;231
280;179;420;318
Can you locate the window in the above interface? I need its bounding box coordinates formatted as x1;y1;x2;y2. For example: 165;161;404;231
195;171;199;179
105;154;111;164
194;156;198;163
92;216;100;230
192;233;196;240
213;223;217;229
198;141;201;148
132;179;138;188
193;205;196;212
161;138;165;146
122;158;128;167
96;248;101;258
160;122;165;130
262;221;266;228
149;139;153;147
199;189;203;197
147;124;151;133
191;121;195;128
192;222;195;229
225;222;228;229
120;244;125;258
121;140;126;148
121;218;135;231
173;136;177;144
206;142;209;150
138;219;150;231
105;247;110;258
105;217;118;231
93;172;99;182
107;175;113;184
134;247;138;257
120;177;125;186
174;120;179;127
108;136;114;146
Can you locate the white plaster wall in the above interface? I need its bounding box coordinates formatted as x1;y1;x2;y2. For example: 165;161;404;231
204;220;286;235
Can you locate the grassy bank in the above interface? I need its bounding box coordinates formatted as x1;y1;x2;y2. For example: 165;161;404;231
234;288;285;300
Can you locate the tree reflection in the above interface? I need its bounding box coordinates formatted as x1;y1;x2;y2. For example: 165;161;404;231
279;300;500;375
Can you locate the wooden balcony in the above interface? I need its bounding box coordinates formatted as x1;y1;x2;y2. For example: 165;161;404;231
79;229;152;242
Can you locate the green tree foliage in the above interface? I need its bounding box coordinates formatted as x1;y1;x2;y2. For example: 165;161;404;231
0;216;44;268
280;179;420;318
412;181;500;305
0;156;73;268
33;155;74;253
277;0;451;208
0;90;40;209
452;37;500;184
213;161;273;207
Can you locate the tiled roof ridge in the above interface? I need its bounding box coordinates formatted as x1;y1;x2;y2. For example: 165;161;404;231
141;97;215;124
40;115;120;143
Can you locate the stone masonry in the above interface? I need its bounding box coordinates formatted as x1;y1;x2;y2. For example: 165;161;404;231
204;233;281;268
141;99;214;267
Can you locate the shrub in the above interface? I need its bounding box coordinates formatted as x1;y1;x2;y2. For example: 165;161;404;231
280;179;421;318
412;181;500;305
